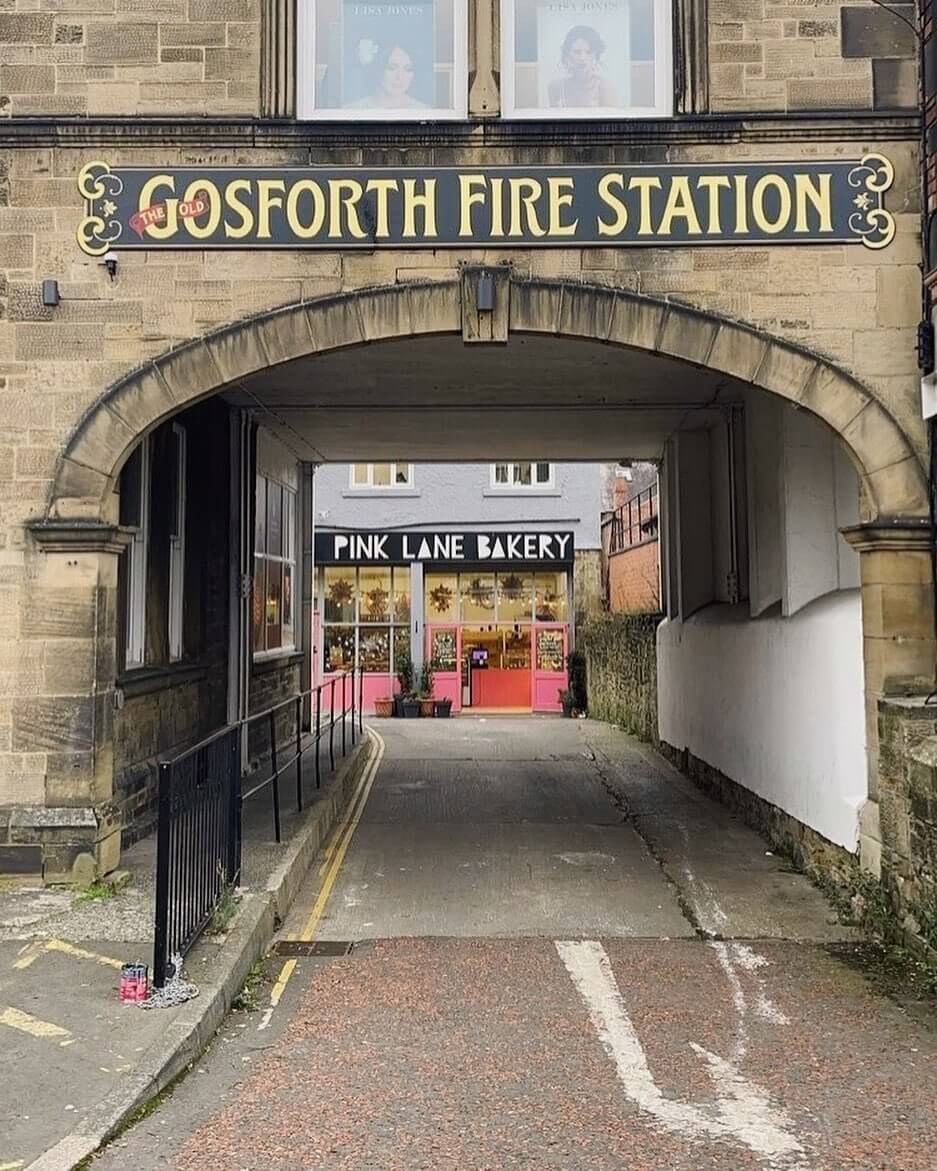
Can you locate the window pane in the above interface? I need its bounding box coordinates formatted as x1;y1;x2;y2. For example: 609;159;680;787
460;572;495;621
393;566;411;624
425;572;458;621
372;463;391;486
353;463;369;486
535;462;551;484
497;572;533;622
306;0;461;118
254;476;266;555
360;566;392;622
515;462;531;486
360;626;391;673
267;481;283;558
535;571;568;622
283;564;294;631
431;628;457;672
394;463;411;484
324;625;356;673
503;626;531;670
494;463;509;484
284;490;296;562
252;557;266;651
537;628;565;672
506;0;669;117
392;627;411;675
325;567;356;622
266;561;283;649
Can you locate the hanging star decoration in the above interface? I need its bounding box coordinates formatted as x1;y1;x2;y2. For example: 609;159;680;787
429;583;453;614
501;573;525;601
365;586;389;621
328;577;353;607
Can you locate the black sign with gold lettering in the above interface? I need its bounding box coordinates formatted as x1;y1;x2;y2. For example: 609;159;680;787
77;156;896;256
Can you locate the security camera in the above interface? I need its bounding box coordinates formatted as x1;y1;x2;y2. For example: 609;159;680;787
101;251;118;279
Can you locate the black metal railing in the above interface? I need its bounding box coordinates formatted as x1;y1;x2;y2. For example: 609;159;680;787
602;483;659;555
153;668;364;986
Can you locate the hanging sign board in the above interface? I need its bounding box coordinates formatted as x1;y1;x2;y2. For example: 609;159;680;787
76;155;896;256
315;530;575;565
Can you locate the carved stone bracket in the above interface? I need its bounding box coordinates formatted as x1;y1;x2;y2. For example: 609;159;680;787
28;520;135;556
841;518;933;554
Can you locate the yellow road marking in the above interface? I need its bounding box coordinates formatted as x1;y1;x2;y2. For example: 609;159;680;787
259;729;384;1026
0;1159;26;1169
0;1006;75;1047
13;938;123;972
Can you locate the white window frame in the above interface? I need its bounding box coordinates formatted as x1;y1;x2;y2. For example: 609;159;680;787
253;474;299;657
125;437;150;670
168;423;187;663
490;462;555;490
500;0;673;120
349;463;414;489
296;0;468;122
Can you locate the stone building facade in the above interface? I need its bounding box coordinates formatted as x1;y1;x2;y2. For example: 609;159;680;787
0;0;933;931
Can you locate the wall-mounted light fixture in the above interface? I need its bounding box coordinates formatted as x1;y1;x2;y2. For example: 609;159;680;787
41;279;60;307
476;270;494;312
101;250;118;280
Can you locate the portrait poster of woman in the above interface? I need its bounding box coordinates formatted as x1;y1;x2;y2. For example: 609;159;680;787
538;1;629;111
342;1;436;110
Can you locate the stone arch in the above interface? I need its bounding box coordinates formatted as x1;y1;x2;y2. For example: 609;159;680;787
46;276;927;523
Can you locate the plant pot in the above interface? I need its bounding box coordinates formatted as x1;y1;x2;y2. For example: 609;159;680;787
373;697;394;718
402;698;421;719
435;700;452;718
561;703;574;718
419;698;436;718
393;695;405;718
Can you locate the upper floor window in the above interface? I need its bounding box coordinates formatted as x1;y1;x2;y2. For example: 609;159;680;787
502;0;672;119
253;475;297;654
491;462;554;489
351;463;414;488
298;0;468;120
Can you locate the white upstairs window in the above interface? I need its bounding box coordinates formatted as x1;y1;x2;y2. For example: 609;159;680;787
350;463;413;488
491;462;554;489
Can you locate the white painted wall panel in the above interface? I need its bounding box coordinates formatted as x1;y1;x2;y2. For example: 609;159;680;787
657;592;866;851
746;397;782;617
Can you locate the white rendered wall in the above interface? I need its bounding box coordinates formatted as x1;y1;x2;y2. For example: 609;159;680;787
658;591;866;851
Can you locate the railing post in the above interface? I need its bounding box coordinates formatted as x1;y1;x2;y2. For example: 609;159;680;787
230;728;242;884
350;668;356;747
315;685;322;789
153;761;173;988
269;709;281;843
329;677;336;771
295;695;303;812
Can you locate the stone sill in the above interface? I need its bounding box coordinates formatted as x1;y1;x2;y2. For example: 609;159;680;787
251;650;304;676
117;662;207;699
0;111;918;149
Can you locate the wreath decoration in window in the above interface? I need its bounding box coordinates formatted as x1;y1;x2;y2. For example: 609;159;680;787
365;586;389;621
328;577;354;607
429;583;454;614
501;573;525;601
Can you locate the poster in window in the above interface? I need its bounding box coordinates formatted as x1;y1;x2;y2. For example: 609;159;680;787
342;2;436;111
536;628;564;673
431;629;457;672
537;0;629;111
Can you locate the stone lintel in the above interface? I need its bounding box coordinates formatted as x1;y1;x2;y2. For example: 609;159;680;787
28;520;135;556
841;517;933;554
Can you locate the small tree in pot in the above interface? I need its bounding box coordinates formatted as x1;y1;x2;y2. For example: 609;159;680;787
395;651;414;717
418;659;436;717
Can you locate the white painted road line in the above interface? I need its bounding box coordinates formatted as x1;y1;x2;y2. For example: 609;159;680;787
555;939;809;1171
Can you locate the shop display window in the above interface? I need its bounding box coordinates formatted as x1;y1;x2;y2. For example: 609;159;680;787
426;572;458;621
431;628;458;671
460;573;496;621
501;0;672;119
297;0;467;120
253;475;297;654
321;565;410;675
535;571;568;622
503;627;532;670
497;573;534;622
536;628;565;672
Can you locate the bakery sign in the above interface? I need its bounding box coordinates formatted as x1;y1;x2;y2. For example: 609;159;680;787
315;530;575;565
76;155;896;256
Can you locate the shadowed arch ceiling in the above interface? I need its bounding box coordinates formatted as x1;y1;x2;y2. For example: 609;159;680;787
225;333;740;462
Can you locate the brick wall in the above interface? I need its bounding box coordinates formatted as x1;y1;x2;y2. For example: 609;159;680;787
608;541;660;614
0;4;260;116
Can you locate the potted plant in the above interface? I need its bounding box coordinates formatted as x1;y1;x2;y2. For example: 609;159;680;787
558;687;574;717
435;696;453;718
374;696;394;718
418;659;436;717
402;693;421;719
395;651;414;717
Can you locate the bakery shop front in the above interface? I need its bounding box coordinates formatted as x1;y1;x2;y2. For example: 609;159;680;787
314;529;575;713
